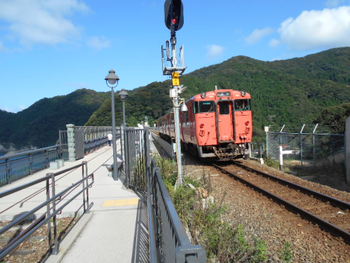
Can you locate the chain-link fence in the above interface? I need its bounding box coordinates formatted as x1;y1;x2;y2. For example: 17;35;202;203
266;125;344;167
250;124;347;190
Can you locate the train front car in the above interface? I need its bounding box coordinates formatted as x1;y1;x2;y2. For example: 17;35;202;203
182;89;253;160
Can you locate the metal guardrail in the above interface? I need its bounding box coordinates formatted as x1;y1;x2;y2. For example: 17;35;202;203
123;128;206;262
147;160;206;263
0;145;62;186
84;137;109;154
75;126;112;154
0;161;94;260
0;126;112;187
122;128;147;191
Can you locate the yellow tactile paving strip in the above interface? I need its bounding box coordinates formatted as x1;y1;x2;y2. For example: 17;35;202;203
102;198;139;207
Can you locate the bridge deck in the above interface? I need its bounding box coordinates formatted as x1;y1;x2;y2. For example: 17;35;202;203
0;145;144;263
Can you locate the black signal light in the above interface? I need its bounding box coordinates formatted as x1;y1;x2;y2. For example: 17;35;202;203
164;0;184;31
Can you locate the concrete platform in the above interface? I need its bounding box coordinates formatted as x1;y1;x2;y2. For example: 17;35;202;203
0;144;146;263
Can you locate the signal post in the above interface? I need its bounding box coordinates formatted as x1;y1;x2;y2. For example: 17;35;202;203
162;0;186;186
170;73;186;186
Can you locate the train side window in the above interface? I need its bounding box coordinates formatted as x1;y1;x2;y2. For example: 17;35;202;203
234;99;251;111
194;102;199;113
219;102;230;114
199;101;215;113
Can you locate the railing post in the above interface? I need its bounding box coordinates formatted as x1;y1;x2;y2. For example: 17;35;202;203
46;176;52;251
5;158;10;184
124;129;130;187
120;126;124;177
82;162;87;212
45;149;49;168
67;124;76;161
29;153;33;175
49;173;59;254
84;162;90;211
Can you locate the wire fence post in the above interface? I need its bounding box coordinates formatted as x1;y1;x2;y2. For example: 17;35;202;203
264;126;269;158
346;117;350;184
312;124;319;164
299;124;305;166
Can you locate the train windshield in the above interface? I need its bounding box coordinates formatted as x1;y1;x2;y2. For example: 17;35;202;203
234;99;251;111
194;101;216;113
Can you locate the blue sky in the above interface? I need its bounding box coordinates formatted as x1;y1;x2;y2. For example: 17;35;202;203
1;0;350;112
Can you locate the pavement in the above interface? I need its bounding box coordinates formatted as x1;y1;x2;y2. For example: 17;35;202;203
0;142;148;263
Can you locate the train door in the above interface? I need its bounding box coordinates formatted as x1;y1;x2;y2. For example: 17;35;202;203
217;101;234;142
233;99;253;143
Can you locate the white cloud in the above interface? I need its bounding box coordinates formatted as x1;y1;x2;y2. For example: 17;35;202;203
0;0;88;45
278;6;350;50
245;27;274;44
207;44;224;57
269;39;280;47
0;41;5;51
0;104;27;113
18;105;28;112
325;0;347;7
87;36;111;50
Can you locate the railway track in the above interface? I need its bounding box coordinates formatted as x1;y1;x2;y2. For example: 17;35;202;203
212;162;350;244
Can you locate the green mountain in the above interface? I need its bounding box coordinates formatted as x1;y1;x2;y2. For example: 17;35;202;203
0;89;108;149
86;47;350;137
316;103;350;133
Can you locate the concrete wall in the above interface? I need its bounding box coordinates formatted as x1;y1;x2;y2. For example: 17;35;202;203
67;124;76;161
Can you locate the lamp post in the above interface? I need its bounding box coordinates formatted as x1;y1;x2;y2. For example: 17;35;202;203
105;69;120;180
119;89;128;127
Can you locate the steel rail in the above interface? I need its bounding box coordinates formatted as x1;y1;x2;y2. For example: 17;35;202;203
212;164;350;244
232;161;350;210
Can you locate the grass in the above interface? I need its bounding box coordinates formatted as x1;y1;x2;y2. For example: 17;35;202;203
280;242;294;263
154;154;293;262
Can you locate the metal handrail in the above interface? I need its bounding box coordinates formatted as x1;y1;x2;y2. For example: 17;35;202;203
0;163;83;198
0;161;93;260
153;165;191;246
0;145;60;161
148;159;206;263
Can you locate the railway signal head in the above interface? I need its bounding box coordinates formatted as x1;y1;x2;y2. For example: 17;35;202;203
164;0;184;32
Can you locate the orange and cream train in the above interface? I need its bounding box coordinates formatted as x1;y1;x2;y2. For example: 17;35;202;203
158;89;253;160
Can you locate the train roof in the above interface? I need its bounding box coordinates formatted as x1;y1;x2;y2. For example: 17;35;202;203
189;89;251;101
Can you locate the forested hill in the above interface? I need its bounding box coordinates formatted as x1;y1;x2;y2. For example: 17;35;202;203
0;89;108;149
3;47;349;150
86;47;350;135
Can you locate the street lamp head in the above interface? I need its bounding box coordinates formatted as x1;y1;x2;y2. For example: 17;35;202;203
105;69;120;87
119;89;128;101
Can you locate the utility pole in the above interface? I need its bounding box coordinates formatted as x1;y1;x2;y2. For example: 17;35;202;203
162;0;186;186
